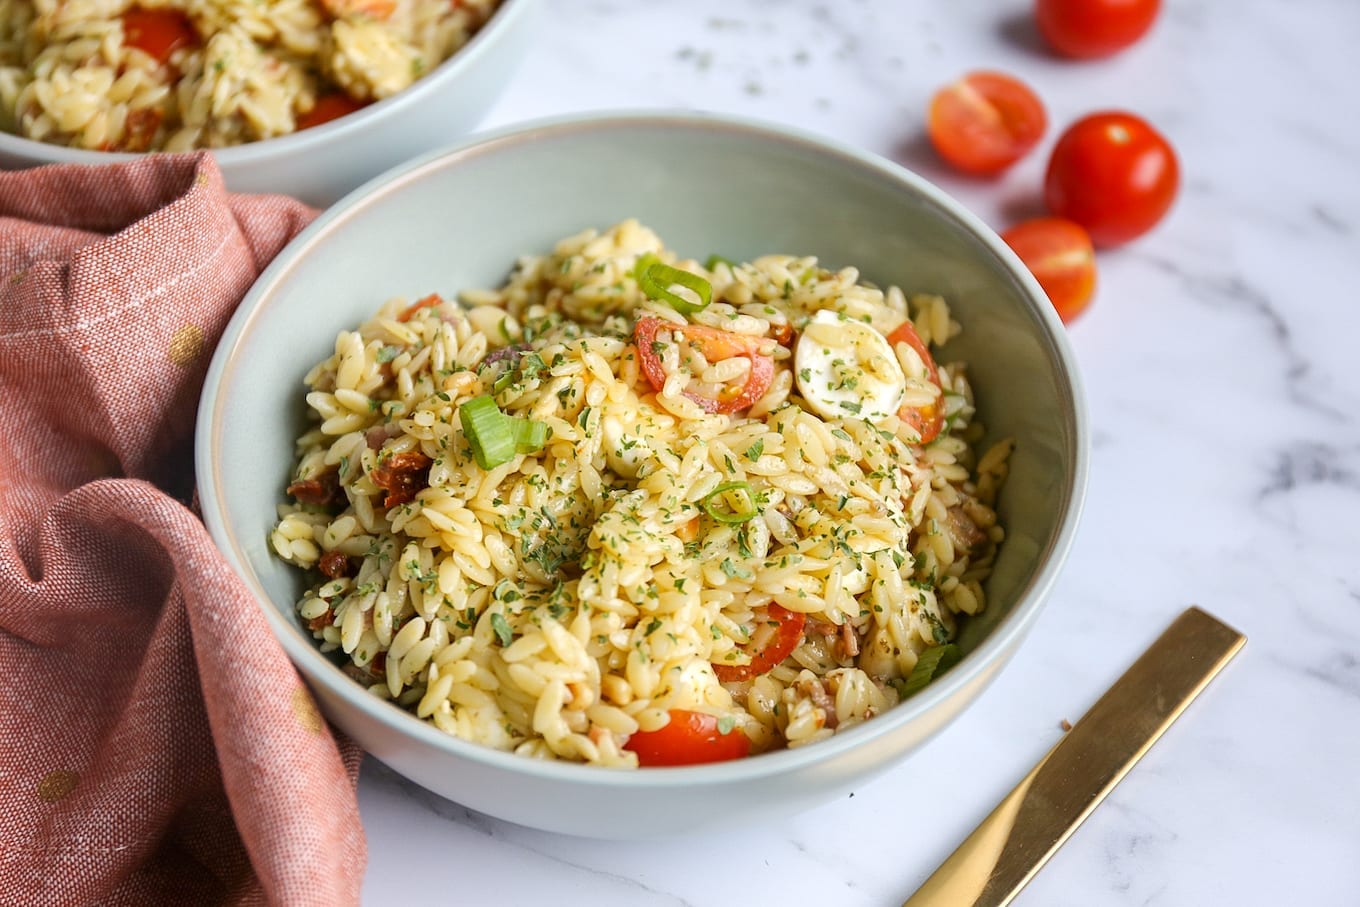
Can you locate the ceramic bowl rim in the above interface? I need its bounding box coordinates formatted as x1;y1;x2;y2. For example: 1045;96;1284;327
195;108;1089;789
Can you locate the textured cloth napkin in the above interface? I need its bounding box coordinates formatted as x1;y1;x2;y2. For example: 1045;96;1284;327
0;154;366;906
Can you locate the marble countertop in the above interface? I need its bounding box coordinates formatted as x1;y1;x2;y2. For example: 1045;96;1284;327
357;1;1360;903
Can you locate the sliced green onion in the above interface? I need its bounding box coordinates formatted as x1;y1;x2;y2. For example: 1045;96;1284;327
899;643;962;697
701;481;759;524
509;416;548;454
460;395;548;468
460;395;516;470
490;612;513;647
490;369;515;394
635;253;713;314
704;253;735;271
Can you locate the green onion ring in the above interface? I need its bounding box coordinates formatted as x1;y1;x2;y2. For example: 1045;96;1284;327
701;481;759;524
635;253;713;314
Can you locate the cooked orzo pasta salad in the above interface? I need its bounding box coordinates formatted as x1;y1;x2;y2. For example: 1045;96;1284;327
0;0;501;151
271;220;1012;767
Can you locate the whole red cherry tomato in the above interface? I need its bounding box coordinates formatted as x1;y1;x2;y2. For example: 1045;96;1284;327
1001;217;1097;323
927;71;1047;177
1035;0;1161;59
1044;111;1179;247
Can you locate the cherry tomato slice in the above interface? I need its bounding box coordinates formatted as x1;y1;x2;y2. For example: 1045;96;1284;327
1044;111;1179;247
297;92;369;131
633;316;776;415
623;709;751;767
1001;217;1097;323
396;293;443;322
927;71;1047;177
1036;0;1161;59
121;8;198;66
884;321;945;444
712;604;806;683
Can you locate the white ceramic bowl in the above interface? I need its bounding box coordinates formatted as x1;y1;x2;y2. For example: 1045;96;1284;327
0;0;539;207
196;111;1088;839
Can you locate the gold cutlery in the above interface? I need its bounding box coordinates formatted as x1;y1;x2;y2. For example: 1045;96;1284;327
903;607;1246;906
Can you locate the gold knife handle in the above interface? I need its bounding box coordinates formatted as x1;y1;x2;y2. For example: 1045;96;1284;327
903;607;1246;907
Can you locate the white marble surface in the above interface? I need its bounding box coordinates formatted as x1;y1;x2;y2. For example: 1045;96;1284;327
356;1;1360;903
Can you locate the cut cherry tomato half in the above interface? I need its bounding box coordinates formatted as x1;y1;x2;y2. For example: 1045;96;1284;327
623;709;751;767
712;604;806;683
927;71;1047;177
884;321;945;444
1001;217;1097;323
121;8;198;66
297;92;369;131
1036;0;1161;60
1044;111;1179;247
633;316;775;415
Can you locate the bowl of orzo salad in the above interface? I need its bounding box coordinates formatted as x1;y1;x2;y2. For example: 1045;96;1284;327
0;0;537;205
196;112;1087;837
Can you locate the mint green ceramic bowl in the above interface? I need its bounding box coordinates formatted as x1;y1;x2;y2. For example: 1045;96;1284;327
196;112;1087;838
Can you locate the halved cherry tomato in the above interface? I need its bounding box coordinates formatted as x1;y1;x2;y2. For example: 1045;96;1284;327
884;321;945;444
1044;111;1179;247
1036;0;1161;59
624;709;751;767
1000;217;1097;323
121;7;198;66
633;316;775;415
297;92;369;131
396;293;443;322
927;71;1047;177
712;604;806;683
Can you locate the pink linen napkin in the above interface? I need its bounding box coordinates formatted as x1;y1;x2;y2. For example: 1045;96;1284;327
0;154;366;906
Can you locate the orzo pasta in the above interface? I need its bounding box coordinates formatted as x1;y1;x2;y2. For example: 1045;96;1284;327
271;220;1012;767
0;0;501;151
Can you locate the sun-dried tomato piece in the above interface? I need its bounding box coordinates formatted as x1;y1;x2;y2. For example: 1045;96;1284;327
318;550;352;578
370;451;432;508
286;469;343;507
121;107;163;152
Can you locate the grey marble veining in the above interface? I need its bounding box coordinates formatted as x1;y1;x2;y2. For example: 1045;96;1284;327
356;1;1360;903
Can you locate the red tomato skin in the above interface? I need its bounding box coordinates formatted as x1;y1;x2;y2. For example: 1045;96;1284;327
623;710;751;767
1036;0;1161;59
712;605;806;683
928;71;1047;177
396;293;443;322
1044;111;1179;247
121;8;198;66
1000;217;1097;323
632;316;775;415
884;321;945;444
297;93;368;131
